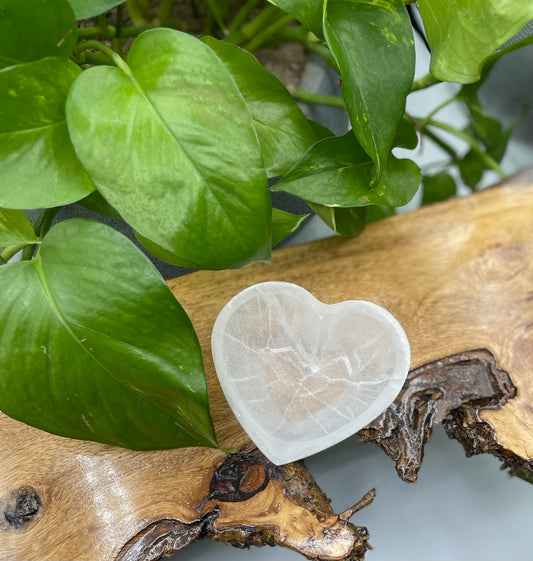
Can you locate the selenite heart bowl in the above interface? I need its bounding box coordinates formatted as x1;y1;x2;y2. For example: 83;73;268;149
211;281;411;465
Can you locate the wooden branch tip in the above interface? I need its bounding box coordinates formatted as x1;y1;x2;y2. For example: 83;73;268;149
359;350;518;482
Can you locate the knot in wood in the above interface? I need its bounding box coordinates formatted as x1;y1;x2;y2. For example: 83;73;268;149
470;242;526;286
3;487;41;530
199;453;270;510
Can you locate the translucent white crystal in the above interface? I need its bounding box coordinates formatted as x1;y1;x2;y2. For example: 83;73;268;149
211;281;410;465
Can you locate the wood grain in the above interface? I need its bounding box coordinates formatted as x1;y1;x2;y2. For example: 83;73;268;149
1;174;532;560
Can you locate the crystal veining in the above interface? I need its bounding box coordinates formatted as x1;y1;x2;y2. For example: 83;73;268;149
211;281;411;465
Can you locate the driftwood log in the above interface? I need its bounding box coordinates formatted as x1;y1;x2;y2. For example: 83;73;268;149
2;173;533;560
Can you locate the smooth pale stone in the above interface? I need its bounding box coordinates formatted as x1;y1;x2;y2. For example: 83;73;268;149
211;281;411;465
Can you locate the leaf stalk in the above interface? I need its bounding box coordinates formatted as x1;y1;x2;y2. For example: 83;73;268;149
74;40;130;73
426;119;506;178
411;73;440;92
294;88;346;109
276;26;339;71
228;0;262;32
244;13;295;51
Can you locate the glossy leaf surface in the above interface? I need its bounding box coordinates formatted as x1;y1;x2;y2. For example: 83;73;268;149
0;57;95;209
307;202;367;236
267;0;323;38
68;0;125;18
418;0;533;83
324;0;415;174
273;132;421;208
202;37;317;176
0;209;40;247
271;208;308;246
0;0;77;69
67;29;271;269
0;219;217;450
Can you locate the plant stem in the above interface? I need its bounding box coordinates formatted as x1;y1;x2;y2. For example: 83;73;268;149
158;0;175;24
80;52;117;65
31;209;47;237
78;24;153;40
276;26;339;71
418;95;459;128
205;0;229;34
244;13;295;51
34;208;60;238
21;244;35;261
228;0;261;32
225;5;282;44
423;128;459;160
294;88;345;109
405;112;460;161
426;119;506;178
126;0;151;25
12;207;60;262
97;13;114;38
202;4;215;35
114;3;125;56
411;73;440;92
74;40;130;73
78;26;105;39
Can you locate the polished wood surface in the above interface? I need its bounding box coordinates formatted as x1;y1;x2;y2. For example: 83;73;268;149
1;173;532;560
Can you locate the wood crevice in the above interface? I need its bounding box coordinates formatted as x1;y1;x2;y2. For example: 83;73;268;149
359;349;522;482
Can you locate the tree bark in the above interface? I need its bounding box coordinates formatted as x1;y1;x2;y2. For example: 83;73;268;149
1;172;533;560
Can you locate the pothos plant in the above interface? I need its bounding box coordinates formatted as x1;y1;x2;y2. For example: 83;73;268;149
1;0;532;451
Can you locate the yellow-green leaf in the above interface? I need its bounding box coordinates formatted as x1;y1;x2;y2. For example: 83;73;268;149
418;0;533;83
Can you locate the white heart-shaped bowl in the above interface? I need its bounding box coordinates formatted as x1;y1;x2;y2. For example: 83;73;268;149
211;281;410;465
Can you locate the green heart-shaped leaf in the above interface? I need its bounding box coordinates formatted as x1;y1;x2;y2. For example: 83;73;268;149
394;116;419;150
202;37;317;176
0;209;40;247
324;0;415;175
307;203;367;236
0;218;217;450
67;29;271;270
273;132;421;207
68;0;125;19
267;0;324;38
418;0;533;83
271;208;309;246
421;172;457;205
0;57;95;209
0;0;77;69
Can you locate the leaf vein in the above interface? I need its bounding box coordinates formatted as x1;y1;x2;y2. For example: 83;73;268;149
32;254;207;443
